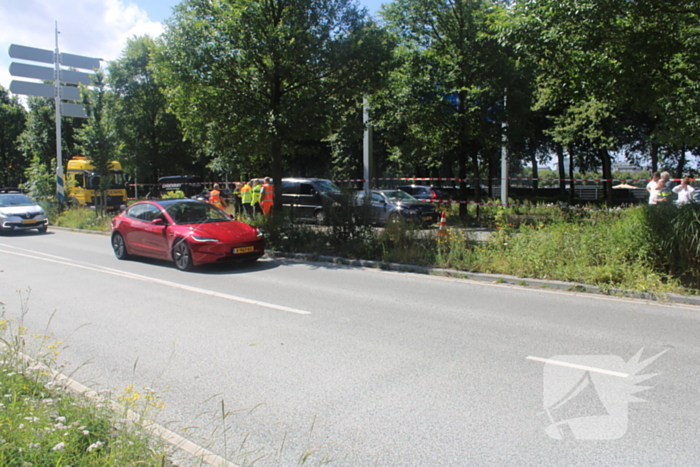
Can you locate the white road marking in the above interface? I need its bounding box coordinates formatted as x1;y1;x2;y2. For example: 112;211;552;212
526;356;629;378
0;246;311;316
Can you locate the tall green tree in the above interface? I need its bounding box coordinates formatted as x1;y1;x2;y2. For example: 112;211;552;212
156;0;392;209
377;0;513;211
0;86;27;187
16;96;84;188
76;70;118;213
109;35;194;184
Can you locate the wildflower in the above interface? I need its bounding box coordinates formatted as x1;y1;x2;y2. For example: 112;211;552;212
42;399;54;405
24;417;40;423
55;416;66;423
28;443;40;449
51;442;65;451
86;440;104;452
18;423;25;429
54;423;68;430
82;430;90;435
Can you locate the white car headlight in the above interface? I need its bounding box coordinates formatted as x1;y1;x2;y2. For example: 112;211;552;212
191;235;219;242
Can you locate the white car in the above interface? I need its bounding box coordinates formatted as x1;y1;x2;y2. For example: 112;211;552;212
0;193;48;233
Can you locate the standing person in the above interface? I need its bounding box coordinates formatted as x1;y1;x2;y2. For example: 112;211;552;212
673;176;696;204
209;183;225;210
240;181;253;218
655;171;672;203
260;177;274;215
232;182;243;217
646;172;660;205
251;179;262;216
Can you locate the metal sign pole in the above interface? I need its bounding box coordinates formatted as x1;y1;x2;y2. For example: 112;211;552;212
54;22;65;204
363;98;373;194
500;89;508;206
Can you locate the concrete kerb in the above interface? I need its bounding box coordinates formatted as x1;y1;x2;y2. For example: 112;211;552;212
268;251;700;307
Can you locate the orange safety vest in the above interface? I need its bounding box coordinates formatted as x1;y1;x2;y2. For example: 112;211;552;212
260;183;274;215
209;189;223;209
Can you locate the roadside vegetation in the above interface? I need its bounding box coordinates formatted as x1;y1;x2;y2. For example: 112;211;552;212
0;297;171;467
48;201;700;296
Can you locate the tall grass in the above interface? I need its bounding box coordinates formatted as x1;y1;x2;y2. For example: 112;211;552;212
0;295;171;467
259;204;698;295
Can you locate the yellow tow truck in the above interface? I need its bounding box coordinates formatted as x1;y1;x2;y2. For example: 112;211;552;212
65;157;128;211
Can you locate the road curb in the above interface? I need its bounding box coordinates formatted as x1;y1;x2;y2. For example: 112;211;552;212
49;227;700;307
267;251;700;307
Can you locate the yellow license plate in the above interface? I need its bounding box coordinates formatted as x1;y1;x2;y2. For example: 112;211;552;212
22;220;35;224
233;246;254;254
423;216;432;222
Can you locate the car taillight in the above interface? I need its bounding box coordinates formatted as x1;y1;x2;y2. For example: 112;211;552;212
430;190;438;199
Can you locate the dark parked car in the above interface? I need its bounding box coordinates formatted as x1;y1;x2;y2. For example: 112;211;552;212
149;175;205;199
280;178;343;224
0;193;48;234
397;185;452;202
353;190;439;226
111;199;264;271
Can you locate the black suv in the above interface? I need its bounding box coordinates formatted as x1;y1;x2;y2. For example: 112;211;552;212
151;175;205;199
280;178;343;224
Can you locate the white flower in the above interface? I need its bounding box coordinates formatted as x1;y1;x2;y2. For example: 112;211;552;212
28;443;40;449
42;399;54;405
18;423;24;429
51;442;65;451
54;423;68;430
86;440;104;452
24;417;40;423
55;416;66;423
82;430;90;435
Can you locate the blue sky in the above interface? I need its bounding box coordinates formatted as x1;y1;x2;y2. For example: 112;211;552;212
1;0;386;95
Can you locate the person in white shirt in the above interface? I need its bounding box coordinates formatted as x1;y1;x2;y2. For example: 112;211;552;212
646;172;660;204
672;176;696;204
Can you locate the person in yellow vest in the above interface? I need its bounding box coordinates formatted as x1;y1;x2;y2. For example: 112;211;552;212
251;179;262;216
232;182;243;217
209;183;225;210
260;177;274;215
240;181;253;218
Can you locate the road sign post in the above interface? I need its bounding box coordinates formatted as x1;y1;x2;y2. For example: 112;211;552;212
8;23;101;203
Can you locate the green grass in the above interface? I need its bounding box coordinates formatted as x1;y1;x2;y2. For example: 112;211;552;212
0;299;171;467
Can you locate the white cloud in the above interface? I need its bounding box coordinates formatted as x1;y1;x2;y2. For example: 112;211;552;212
0;0;164;91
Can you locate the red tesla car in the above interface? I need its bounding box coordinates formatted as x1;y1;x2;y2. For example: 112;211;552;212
111;199;264;271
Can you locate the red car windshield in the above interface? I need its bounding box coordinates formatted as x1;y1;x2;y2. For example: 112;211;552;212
164;202;230;225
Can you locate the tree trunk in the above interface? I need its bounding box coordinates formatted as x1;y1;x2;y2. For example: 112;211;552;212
600;148;613;204
556;144;566;198
531;150;539;197
568;148;575;204
650;143;659;173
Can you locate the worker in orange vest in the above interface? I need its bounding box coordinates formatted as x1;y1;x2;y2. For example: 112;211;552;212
209;183;225;210
260;177;274;215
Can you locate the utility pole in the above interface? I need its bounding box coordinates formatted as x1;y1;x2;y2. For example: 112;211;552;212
500;89;508;206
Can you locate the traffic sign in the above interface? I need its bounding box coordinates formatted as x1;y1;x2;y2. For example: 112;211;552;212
60;52;100;70
61;69;92;85
60;86;81;101
9;80;54;98
8;44;54;64
9;62;54;81
61;102;88;118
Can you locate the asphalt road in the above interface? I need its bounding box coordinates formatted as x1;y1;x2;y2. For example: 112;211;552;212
1;229;699;467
